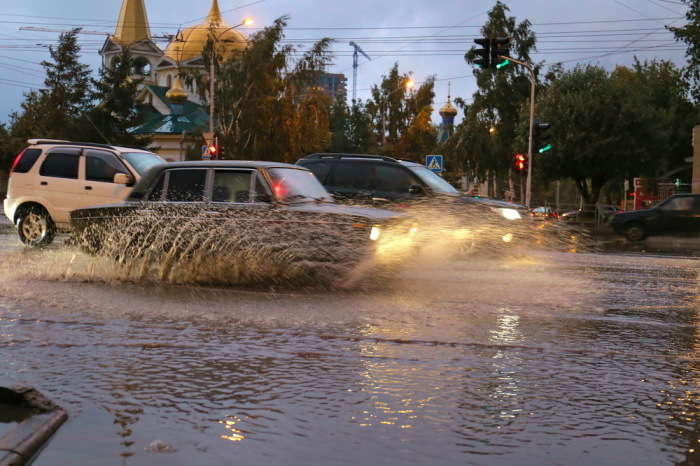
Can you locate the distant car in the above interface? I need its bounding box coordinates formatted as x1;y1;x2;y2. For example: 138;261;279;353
560;204;622;224
611;194;700;241
69;161;416;285
4;139;163;247
296;153;531;252
531;206;558;220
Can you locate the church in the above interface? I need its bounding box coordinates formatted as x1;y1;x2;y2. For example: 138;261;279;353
100;0;249;161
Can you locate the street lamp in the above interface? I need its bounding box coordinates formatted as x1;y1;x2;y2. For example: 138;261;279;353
381;78;414;147
208;18;253;143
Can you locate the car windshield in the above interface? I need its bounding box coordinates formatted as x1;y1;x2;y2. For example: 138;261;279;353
267;167;333;203
408;166;460;194
121;151;163;176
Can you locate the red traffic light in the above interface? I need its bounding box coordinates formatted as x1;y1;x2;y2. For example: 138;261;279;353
209;145;217;154
514;153;527;171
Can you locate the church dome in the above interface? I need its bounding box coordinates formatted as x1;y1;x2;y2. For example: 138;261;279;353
440;98;458;119
163;0;248;62
165;76;188;105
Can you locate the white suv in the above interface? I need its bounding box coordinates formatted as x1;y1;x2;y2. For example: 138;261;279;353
4;139;163;246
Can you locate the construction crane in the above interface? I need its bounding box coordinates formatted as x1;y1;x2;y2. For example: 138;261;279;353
349;41;370;102
20;26;173;42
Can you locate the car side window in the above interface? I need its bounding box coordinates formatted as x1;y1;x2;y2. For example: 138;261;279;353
302;161;332;184
164;169;207;202
12;148;42;173
328;163;372;190
375;165;417;194
664;197;693;211
39;149;81;179
85;149;128;183
212;170;252;202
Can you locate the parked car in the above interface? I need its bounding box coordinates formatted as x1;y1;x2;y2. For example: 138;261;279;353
69;161;416;286
296;153;531;252
3;139;163;247
610;194;700;241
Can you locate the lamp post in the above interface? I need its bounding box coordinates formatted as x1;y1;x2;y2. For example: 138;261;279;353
381;78;414;147
208;19;253;142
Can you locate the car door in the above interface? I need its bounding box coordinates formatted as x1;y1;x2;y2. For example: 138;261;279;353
325;162;373;203
37;147;81;226
82;149;133;207
654;196;697;235
373;164;423;203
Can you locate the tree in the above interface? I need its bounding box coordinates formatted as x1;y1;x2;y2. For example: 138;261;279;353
441;1;537;197
668;1;700;102
367;64;435;156
10;29;93;142
190;16;334;162
535;64;668;205
86;48;152;147
327;99;376;153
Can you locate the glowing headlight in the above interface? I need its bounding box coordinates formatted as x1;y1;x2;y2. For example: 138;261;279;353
493;207;521;220
370;225;381;241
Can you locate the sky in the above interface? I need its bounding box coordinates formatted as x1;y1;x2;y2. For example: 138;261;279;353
0;0;691;127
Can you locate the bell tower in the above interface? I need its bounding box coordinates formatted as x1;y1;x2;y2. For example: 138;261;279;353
100;0;163;85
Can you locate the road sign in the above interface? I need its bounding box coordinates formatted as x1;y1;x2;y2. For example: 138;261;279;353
202;145;211;159
426;155;443;172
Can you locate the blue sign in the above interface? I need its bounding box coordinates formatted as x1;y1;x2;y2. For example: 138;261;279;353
426;155;443;172
201;145;211;159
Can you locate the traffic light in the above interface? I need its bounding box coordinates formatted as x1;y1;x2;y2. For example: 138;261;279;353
534;119;551;153
472;38;490;69
491;37;510;69
514;153;527;173
208;144;218;159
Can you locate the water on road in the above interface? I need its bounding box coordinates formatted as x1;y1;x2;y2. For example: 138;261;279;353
1;236;699;465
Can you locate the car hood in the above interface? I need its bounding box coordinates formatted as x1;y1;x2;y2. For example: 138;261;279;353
286;202;409;221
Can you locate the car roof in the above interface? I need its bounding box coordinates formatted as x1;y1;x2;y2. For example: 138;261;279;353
26;139;156;154
154;160;305;170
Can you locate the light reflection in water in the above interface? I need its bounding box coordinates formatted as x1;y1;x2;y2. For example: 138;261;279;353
489;310;524;421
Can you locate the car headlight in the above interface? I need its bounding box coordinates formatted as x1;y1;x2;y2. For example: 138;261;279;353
491;207;521;220
370;225;381;241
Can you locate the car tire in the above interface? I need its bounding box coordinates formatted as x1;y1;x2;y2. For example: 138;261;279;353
17;207;56;247
624;223;646;242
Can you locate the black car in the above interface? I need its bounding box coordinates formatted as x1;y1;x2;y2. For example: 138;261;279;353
69;161;416;286
610;193;700;241
296;153;530;252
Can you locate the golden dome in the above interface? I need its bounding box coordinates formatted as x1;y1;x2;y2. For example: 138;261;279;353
165;76;188;104
440;97;458;118
164;0;248;62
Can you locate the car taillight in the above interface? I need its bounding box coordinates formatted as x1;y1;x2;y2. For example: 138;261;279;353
9;148;27;175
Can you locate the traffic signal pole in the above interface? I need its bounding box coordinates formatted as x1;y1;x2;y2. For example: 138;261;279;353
502;55;536;208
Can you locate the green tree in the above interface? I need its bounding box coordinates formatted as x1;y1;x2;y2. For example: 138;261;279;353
86;47;152;147
668;1;700;102
536;64;667;205
10;29;93;142
367;64;435;157
441;1;537;197
194;16;334;162
327;99;376;153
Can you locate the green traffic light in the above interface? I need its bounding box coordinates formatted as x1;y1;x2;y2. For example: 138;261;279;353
496;58;509;69
538;144;552;154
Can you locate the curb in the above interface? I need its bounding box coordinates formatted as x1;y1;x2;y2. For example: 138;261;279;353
0;386;67;466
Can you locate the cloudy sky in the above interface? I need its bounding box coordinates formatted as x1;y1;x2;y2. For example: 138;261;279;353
0;0;690;126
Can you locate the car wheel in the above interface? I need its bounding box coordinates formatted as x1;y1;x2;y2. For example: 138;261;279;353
624;223;646;242
17;207;56;247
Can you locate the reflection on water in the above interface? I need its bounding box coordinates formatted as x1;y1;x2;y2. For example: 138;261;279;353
1;237;700;463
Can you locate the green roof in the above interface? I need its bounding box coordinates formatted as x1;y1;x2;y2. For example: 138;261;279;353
130;85;210;135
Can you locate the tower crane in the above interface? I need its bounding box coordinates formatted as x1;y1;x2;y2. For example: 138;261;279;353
349;41;370;102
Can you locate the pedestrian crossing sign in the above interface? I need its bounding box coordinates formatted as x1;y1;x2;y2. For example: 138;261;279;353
426;155;443;172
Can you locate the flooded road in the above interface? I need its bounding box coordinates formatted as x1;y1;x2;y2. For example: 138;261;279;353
1;233;700;465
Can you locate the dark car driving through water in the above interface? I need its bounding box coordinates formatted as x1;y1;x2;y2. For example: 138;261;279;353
610;193;700;241
69;161;417;286
296;153;531;254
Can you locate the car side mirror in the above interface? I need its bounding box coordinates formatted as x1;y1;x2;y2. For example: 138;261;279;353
113;173;132;185
408;184;425;195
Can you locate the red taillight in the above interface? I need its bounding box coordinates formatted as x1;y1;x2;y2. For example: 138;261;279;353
9;148;27;175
